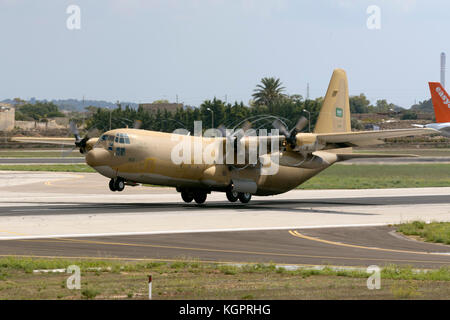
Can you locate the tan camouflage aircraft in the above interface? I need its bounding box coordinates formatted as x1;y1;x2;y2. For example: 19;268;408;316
13;69;436;204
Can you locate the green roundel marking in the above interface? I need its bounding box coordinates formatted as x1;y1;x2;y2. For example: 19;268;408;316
336;107;343;118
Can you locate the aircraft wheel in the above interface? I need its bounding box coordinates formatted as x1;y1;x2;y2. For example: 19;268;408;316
226;190;239;202
193;191;207;204
114;178;125;192
181;190;194;203
238;192;252;204
109;179;117;192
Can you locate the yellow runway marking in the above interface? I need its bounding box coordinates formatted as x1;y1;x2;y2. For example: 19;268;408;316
289;230;450;257
0;229;29;236
12;236;450;265
44;174;85;187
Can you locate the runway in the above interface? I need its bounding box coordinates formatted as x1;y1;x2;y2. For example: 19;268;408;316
1;226;449;268
0;171;449;268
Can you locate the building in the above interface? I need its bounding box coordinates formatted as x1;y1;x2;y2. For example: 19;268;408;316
139;103;182;114
0;103;15;131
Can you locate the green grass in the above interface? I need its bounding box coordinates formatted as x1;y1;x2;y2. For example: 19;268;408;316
355;148;450;157
396;221;450;245
0;164;95;173
0;257;449;299
299;164;450;189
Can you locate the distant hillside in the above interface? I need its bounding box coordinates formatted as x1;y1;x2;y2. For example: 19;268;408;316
410;99;433;113
1;98;138;112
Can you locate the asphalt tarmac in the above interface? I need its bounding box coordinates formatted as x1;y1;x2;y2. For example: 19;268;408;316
0;171;449;269
0;226;449;268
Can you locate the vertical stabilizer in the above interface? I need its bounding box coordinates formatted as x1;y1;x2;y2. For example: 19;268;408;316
314;69;351;133
428;82;450;123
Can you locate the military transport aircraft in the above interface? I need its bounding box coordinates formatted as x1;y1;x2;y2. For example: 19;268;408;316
13;69;437;204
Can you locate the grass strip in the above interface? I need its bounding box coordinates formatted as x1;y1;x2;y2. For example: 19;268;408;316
396;221;450;245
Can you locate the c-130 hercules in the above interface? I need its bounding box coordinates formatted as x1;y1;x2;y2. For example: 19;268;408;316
13;69;436;204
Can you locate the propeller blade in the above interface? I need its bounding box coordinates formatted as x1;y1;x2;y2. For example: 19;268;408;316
292;116;308;133
86;127;99;139
69;121;81;141
61;146;76;158
241;121;252;133
272;119;290;138
217;125;227;138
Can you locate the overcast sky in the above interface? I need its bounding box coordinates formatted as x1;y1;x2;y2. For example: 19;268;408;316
0;0;448;108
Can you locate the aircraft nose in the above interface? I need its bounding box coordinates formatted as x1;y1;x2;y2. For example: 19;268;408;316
85;148;111;167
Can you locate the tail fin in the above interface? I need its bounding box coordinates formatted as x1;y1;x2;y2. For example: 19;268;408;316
314;69;351;133
428;82;450;123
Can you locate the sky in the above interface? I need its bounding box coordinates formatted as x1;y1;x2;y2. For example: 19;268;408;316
0;0;448;108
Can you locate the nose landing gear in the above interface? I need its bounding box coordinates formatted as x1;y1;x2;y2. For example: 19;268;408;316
109;178;125;192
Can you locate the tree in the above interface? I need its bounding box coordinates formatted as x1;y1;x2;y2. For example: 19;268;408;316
14;101;64;121
401;110;418;120
153;99;170;104
410;99;433;113
349;93;371;113
371;99;396;113
252;77;286;107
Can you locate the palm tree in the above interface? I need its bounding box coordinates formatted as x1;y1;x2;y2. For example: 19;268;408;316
252;77;286;106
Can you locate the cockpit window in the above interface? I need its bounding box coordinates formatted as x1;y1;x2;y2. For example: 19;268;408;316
95;134;115;150
95;133;130;151
116;133;131;144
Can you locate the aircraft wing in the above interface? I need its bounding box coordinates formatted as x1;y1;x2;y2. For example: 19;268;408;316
10;137;76;146
440;126;450;133
315;128;437;147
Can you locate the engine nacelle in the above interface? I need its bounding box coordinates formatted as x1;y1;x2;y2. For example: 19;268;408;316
278;151;330;169
293;133;324;152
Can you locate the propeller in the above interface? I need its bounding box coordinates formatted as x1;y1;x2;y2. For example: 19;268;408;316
272;116;308;147
63;121;97;156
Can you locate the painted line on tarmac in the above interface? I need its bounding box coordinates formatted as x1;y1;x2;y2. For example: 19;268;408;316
3;237;450;265
289;230;450;257
44;174;85;186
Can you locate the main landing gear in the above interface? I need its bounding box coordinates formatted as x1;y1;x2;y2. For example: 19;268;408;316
179;188;252;204
109;178;125;192
226;190;251;203
180;189;208;204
